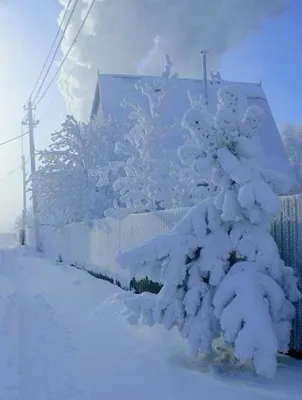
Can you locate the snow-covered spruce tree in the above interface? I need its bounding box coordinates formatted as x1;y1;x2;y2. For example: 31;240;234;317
105;55;191;218
117;87;301;377
34;115;120;226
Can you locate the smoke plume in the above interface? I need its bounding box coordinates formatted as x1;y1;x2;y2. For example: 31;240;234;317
58;0;288;120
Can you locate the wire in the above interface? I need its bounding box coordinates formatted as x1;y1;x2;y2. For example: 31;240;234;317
0;132;29;147
28;0;74;101
60;0;113;93
37;0;114;118
31;0;80;104
0;165;21;182
35;0;99;106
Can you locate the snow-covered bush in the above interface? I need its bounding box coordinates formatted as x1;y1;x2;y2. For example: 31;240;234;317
281;124;302;193
118;87;301;378
34;115;121;226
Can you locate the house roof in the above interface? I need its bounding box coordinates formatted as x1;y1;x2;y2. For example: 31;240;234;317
91;73;294;188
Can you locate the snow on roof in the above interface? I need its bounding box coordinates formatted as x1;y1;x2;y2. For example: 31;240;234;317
92;73;294;183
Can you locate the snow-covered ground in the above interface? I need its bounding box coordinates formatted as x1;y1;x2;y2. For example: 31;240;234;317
0;233;17;248
0;247;301;400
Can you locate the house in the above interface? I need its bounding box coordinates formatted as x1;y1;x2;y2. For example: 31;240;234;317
90;71;294;189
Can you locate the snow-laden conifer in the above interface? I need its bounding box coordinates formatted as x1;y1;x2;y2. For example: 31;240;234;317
118;86;300;377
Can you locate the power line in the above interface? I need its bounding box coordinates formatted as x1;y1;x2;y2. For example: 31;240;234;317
0;131;29;147
0;157;29;183
0;165;21;182
29;0;74;101
31;0;80;105
38;0;114;117
35;0;99;106
60;0;114;93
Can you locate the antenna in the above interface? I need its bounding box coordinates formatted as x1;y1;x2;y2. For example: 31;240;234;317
200;50;208;105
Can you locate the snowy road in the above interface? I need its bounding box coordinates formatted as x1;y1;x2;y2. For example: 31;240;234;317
0;250;82;399
0;248;301;400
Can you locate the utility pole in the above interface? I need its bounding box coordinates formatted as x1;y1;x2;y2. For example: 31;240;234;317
23;99;41;252
201;50;208;105
19;126;27;246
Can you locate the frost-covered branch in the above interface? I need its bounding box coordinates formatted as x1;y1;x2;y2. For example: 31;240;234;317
33;115;122;226
107;56;213;218
106;56;188;217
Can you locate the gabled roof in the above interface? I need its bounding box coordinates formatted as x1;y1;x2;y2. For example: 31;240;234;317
91;73;294;185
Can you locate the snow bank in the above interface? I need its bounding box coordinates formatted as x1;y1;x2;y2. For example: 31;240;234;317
0;233;17;248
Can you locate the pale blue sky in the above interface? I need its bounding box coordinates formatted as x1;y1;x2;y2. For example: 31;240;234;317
0;0;301;230
220;0;302;126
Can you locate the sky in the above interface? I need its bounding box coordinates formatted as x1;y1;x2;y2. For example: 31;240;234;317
0;0;301;232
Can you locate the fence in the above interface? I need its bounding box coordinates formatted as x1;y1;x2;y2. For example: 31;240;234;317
27;196;302;353
271;194;302;355
28;208;187;288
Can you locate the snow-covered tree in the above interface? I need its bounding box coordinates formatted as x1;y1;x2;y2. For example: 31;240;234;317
118;87;300;378
106;55;179;216
34;115;121;226
281;124;302;193
106;55;203;218
177;94;216;204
